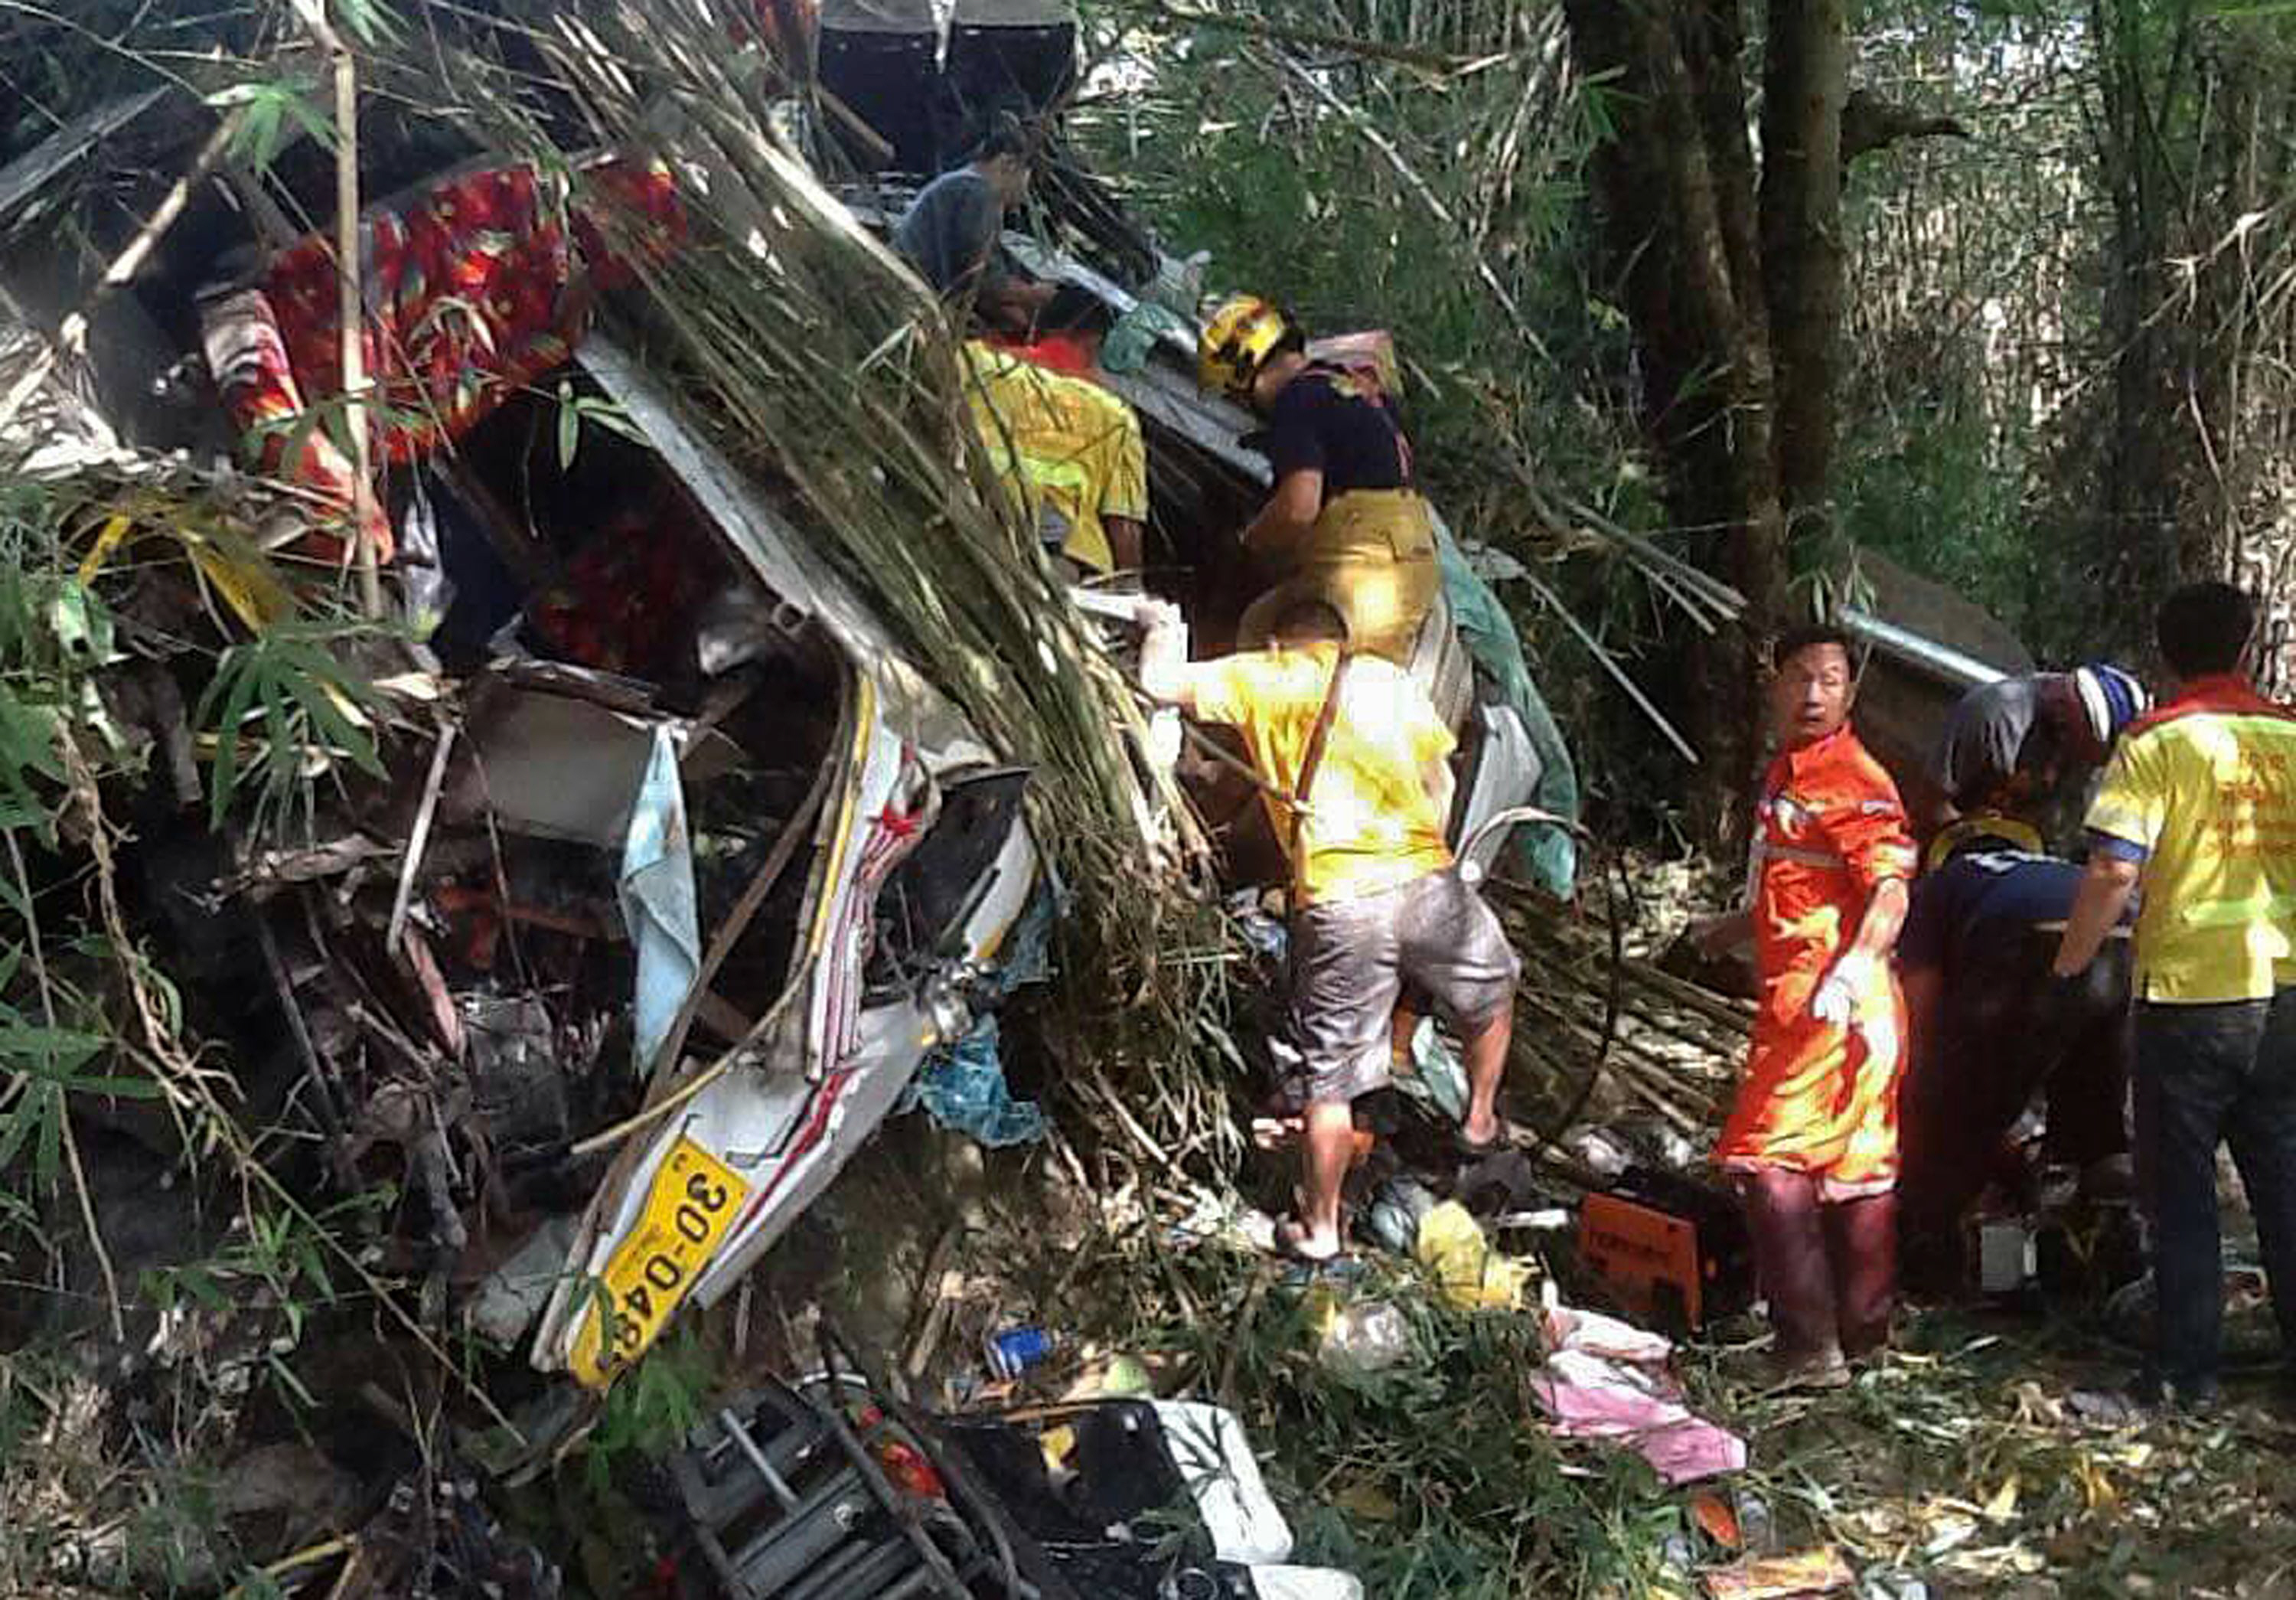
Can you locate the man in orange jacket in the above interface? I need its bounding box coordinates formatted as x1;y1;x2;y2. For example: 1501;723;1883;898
1694;625;1918;1386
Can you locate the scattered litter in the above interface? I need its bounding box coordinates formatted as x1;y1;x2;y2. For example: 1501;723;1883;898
1167;1190;1280;1254
1651;1125;1704;1170
1156;1400;1296;1564
1567;1127;1636;1180
947;1396;1350;1586
908;1016;1048;1147
1247;1569;1366;1599
1733;1489;1774;1553
1363;1174;1440;1255
1060;1353;1155;1401
1976;1215;2037;1293
1702;1545;1857;1598
1228;890;1289;962
1392;1014;1469;1122
465;1216;579;1347
1919;1508;1978;1557
1414;1200;1532;1311
983;1324;1060;1381
1534;1348;1748;1484
1531;1287;1748;1485
1454;1148;1552;1219
1688;1489;1741;1550
1318;1300;1413;1376
2067;1387;2144;1426
1493;1207;1575;1238
1542;1288;1676;1365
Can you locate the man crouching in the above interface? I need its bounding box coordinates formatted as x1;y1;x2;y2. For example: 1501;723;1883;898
1138;596;1520;1262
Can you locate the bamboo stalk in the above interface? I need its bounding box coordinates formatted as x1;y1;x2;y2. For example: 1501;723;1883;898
289;0;383;620
1515;991;1714;1132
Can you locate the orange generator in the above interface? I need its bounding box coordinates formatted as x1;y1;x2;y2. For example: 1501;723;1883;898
1576;1167;1753;1337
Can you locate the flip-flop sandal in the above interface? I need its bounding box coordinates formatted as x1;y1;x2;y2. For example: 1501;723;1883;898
1274;1216;1349;1267
1453;1125;1507;1158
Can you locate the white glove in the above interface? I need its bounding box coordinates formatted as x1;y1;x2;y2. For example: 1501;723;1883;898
1133;598;1183;633
1810;952;1875;1028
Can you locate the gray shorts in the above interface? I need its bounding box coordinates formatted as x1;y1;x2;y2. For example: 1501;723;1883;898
1290;868;1521;1105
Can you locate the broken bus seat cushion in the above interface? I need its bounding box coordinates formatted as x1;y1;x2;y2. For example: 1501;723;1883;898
208;158;684;563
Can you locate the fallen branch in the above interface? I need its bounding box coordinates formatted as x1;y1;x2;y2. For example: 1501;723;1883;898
63;729;520;1436
5;830;126;1342
645;749;834;1079
0;107;247;438
383;722;457;953
1842;88;1971;163
1217;1263;1273;1410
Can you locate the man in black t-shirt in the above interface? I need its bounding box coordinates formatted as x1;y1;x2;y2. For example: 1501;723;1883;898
1196;297;1440;665
1896;818;2135;1289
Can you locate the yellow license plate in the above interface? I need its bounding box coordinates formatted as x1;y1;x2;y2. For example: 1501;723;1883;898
572;1137;748;1389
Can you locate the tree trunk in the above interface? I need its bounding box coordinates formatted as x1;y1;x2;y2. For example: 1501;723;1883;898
1760;0;1848;537
1561;0;1806;843
2091;0;2202;621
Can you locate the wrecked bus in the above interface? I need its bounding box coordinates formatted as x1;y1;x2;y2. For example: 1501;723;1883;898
0;93;1565;1399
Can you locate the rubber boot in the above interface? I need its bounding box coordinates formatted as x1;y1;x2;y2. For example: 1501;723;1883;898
1826;1192;1899;1360
1740;1168;1849;1389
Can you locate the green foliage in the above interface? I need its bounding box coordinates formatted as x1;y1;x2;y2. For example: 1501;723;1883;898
1083;11;1617;521
334;0;409;47
208;77;334;170
0;567;120;839
0;991;155;1192
553;380;646;471
1075;1237;1684;1596
1834;397;2046;635
197;622;390;834
584;1326;713;1493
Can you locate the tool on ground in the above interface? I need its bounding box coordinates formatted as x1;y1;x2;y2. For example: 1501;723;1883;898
1576;1167;1753;1336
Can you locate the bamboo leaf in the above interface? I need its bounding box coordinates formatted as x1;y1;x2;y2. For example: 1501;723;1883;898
33;1079;60;1187
0;1088;51;1175
57;1073;161;1101
202;646;266;829
0;1024;110;1076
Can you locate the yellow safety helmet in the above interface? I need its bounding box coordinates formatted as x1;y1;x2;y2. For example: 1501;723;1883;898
1197;295;1301;403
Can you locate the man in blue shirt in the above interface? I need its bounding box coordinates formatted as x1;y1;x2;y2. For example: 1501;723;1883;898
892;116;1057;331
1896;815;2135;1291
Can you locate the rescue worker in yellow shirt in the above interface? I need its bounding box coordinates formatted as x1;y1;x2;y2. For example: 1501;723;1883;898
2055;582;2296;1414
1196;296;1440;666
960;331;1146;578
1137;595;1519;1262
